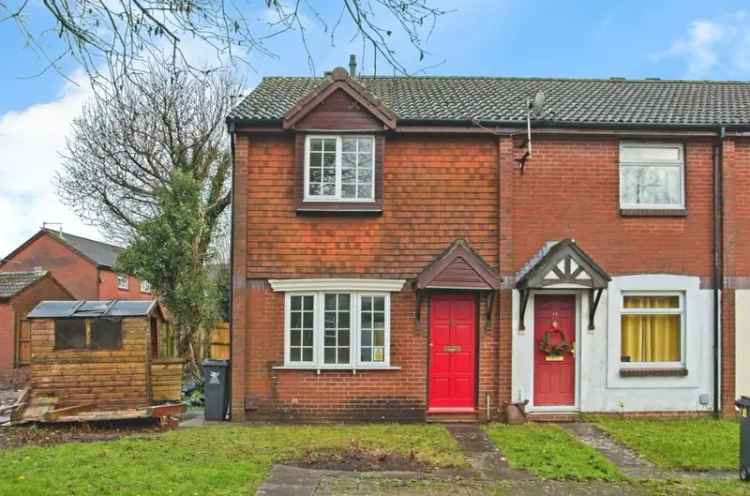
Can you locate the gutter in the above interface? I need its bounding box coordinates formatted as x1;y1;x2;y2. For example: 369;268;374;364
227;118;236;420
713;126;726;417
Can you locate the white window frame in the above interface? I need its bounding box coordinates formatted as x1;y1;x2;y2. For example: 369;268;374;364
117;273;129;290
619;142;685;210
619;291;685;369
303;135;376;203
283;291;391;369
140;280;151;294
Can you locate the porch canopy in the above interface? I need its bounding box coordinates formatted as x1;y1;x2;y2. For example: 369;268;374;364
515;239;611;330
415;239;501;329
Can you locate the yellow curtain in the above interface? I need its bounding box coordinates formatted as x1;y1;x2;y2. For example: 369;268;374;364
621;297;680;362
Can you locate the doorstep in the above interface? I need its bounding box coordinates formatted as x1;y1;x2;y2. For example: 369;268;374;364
426;407;479;423
525;411;580;423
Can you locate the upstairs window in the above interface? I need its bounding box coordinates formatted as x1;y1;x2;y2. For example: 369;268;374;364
619;143;684;210
140;280;151;294
117;273;129;290
304;135;375;202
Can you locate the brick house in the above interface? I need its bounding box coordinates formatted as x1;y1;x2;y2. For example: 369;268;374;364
0;270;71;375
0;228;152;301
227;66;750;421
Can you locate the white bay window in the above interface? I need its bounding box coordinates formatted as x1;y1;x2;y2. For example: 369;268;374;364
284;291;390;368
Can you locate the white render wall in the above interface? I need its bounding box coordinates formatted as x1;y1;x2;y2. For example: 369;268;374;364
737;290;750;399
512;275;715;413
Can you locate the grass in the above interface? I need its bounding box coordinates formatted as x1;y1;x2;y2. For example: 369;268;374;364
485;423;623;481
590;417;738;471
0;424;466;496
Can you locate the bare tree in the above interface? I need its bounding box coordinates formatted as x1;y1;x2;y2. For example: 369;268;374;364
1;0;447;83
56;58;234;245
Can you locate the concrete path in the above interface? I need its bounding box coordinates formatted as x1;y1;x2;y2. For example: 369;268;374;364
561;422;735;481
445;424;533;481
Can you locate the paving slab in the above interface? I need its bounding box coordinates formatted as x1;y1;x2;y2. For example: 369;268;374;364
562;422;735;481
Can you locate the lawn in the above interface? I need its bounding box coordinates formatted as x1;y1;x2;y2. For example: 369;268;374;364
0;424;466;496
591;417;738;471
485;423;623;481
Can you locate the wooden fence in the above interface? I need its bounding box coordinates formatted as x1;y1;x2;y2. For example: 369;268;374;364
210;322;230;360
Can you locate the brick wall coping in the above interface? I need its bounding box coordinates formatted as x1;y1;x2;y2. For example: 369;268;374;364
267;278;407;292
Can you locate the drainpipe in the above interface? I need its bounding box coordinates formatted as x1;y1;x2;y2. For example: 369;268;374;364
712;126;725;417
227;118;236;420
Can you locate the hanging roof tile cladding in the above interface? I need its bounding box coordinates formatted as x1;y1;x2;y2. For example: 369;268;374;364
0;271;47;299
230;76;750;127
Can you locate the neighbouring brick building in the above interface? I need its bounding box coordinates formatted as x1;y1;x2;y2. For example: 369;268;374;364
0;228;152;301
227;65;750;421
0;270;71;375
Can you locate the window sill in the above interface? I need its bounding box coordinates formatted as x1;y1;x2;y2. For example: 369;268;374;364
619;367;688;378
620;208;687;218
296;200;383;215
272;365;401;373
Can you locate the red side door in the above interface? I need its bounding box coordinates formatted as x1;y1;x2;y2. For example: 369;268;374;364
428;294;477;410
534;295;576;406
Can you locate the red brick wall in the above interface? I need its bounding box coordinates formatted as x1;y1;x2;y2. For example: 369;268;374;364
508;136;714;278
237;133;501;420
0;235;98;299
98;270;152;300
0;304;14;373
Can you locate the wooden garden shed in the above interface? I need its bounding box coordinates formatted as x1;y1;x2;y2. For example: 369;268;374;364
23;300;183;421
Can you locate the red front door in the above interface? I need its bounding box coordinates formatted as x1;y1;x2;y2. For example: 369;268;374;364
534;295;576;406
428;294;477;410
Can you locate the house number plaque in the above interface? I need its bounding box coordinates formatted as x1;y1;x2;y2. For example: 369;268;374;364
443;345;462;353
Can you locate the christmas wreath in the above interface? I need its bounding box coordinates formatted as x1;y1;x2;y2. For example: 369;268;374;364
539;328;572;356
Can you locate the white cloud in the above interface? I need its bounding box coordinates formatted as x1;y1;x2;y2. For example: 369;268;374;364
0;72;102;259
656;11;750;79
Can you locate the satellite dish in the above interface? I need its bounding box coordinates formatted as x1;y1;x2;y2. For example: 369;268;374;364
531;90;546;117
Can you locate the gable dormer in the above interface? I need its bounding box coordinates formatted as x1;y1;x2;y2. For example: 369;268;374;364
286;67;396;214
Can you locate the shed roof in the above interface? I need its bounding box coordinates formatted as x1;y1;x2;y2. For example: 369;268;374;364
27;300;160;319
0;271;48;299
231;75;750;128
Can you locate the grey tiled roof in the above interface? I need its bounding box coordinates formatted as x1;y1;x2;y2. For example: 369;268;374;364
44;229;122;268
230;76;750;127
0;271;47;299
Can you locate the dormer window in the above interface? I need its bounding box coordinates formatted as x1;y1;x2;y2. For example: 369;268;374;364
304;135;375;202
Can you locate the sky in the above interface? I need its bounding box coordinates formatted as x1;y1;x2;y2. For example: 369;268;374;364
2;0;750;257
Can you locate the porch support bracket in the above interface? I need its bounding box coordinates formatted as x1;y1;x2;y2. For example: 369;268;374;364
588;288;604;330
518;289;530;331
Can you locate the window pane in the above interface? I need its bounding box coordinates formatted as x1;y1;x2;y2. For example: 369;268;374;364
374;329;385;347
310;138;323;152
91;319;122;350
309;183;321;196
621;314;680;362
309;152;322;168
342;184;356;198
323;293;351;365
621;165;682;206
373;347;385;362
361;348;372;362
358;137;373;153
55;319;86;349
623;296;680;309
342;167;356;182
374;311;385;328
322;183;335;196
362;297;372;311
323;138;337;151
358;184;373;199
374;297;385;312
342;137;356;152
621;145;680;163
289;295;314;363
361;330;372;346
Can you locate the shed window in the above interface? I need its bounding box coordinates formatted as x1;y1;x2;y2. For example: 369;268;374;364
619;143;685;210
304;135;375;202
91;319;123;349
55;319;86;350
